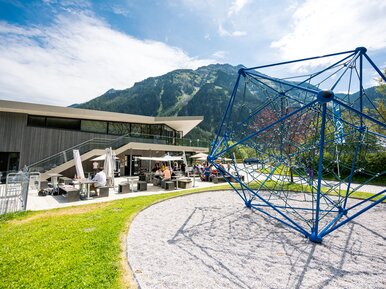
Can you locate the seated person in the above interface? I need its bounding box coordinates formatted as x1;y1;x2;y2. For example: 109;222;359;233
154;168;162;179
162;166;171;181
152;163;160;172
203;164;211;181
91;167;106;196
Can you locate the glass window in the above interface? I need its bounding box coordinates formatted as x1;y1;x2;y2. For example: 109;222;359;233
81;120;108;134
150;124;162;136
46;117;80;130
108;122;131;135
131;123;141;135
27;115;46;127
162;125;175;137
140;124;150;135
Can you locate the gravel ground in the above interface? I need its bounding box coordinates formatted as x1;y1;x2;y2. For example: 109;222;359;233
127;190;386;289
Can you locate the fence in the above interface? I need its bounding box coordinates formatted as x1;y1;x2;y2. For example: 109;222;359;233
0;171;30;215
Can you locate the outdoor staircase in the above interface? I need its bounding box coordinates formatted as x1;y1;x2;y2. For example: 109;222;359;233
28;133;205;180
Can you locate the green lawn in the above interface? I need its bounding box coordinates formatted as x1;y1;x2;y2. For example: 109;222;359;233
0;182;384;289
0;188;221;289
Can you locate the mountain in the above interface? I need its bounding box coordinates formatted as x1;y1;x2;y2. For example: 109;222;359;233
73;64;384;143
74;64;248;141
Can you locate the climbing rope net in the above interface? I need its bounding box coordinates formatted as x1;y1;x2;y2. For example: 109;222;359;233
208;48;386;243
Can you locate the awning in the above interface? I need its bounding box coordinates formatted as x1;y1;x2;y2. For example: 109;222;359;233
136;155;183;162
190;153;208;159
91;154;119;161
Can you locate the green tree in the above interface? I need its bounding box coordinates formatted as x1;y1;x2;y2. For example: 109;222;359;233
376;68;386;96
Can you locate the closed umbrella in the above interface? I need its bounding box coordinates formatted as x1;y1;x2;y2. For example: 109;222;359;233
73;149;85;179
103;147;115;187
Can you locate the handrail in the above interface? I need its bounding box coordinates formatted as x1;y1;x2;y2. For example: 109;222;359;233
28;137;115;168
27;132;209;173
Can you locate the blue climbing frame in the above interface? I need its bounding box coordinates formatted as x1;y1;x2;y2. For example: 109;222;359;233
209;47;386;243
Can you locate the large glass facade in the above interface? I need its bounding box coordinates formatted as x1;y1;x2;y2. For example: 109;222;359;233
108;122;131;135
46;117;80;130
27;115;181;144
81;120;108;134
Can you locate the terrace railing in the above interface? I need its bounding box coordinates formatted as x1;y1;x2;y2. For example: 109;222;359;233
27;133;208;173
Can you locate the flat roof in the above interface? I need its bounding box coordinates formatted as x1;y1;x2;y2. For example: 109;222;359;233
0;99;203;136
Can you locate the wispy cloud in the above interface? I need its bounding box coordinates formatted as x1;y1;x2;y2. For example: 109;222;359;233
218;24;247;37
271;0;386;60
228;0;250;16
0;13;212;106
212;50;227;59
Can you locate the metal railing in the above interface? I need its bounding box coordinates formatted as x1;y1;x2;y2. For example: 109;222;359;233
0;171;29;215
28;138;115;173
28;132;209;173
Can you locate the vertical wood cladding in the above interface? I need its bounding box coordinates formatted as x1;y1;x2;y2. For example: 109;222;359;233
0;111;114;168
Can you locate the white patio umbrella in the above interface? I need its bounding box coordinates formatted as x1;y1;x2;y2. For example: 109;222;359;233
182;151;188;165
103;147;115;187
190;152;208;159
73;149;85;179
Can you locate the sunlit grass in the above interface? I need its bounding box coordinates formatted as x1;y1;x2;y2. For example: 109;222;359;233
0;182;383;289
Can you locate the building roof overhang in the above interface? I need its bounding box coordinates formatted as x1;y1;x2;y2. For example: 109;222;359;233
0;99;203;136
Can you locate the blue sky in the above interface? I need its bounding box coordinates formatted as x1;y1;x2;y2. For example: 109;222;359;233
0;0;385;106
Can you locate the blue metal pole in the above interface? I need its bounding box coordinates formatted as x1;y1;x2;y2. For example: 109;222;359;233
212;73;242;153
244;49;356;71
363;53;386;82
334;99;386;129
330;52;361;91
286;52;357;95
245;71;319;95
310;102;327;243
319;194;386;238
359;52;363;127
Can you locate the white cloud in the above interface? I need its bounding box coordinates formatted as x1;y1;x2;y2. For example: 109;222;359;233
0;14;213;106
228;0;250;16
271;0;386;60
218;24;247;37
212;50;227;59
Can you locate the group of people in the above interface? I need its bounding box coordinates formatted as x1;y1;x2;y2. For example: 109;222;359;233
194;162;227;182
151;162;178;185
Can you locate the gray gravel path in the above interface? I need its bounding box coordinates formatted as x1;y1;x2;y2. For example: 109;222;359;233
127;190;386;289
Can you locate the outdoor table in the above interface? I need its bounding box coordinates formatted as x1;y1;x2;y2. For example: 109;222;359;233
79;179;96;200
48;173;62;188
172;175;184;189
48;173;62;194
126;176;139;193
144;172;154;183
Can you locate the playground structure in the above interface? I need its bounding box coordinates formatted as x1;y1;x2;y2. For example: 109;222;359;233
208;47;386;243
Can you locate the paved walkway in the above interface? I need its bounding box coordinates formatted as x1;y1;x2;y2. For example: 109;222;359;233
25;174;386;211
26;177;225;211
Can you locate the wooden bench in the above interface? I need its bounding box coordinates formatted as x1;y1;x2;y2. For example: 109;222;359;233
137;181;147;191
212;176;227;184
95;186;109;198
165;181;175;190
178;179;192;189
60;186;80;202
118;183;130;194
